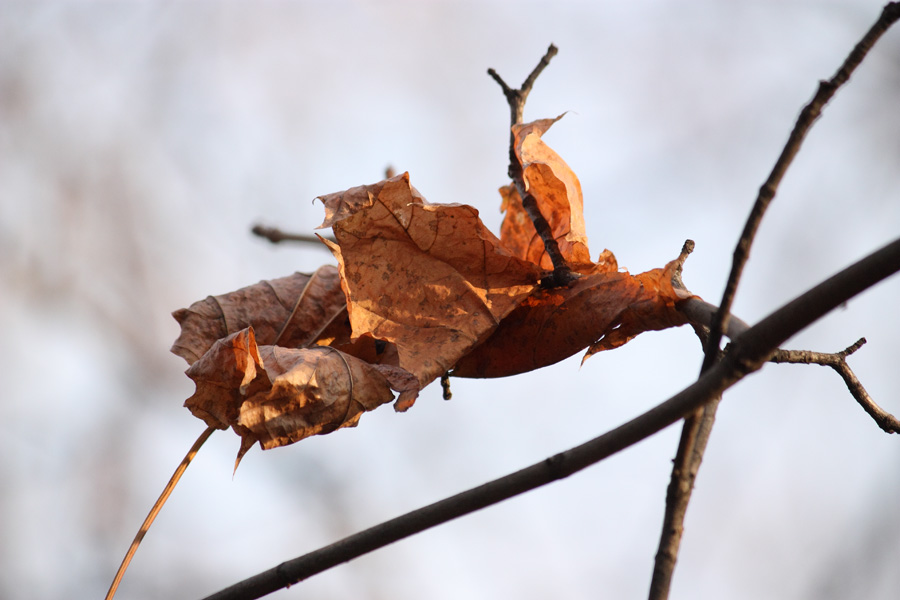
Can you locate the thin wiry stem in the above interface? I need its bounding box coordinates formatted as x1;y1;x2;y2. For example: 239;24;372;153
105;426;216;600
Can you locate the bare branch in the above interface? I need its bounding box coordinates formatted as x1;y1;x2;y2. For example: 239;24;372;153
488;45;578;287
252;167;391;248
649;395;720;600
679;302;898;432
198;236;900;600
653;248;725;600
487;44;558;129
678;297;750;341
771;340;900;433
651;6;900;598
702;1;900;369
647;334;900;599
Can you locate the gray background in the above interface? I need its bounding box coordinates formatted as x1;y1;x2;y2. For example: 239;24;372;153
1;1;898;599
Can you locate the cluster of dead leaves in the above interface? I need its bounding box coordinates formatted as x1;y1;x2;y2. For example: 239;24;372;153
171;115;694;468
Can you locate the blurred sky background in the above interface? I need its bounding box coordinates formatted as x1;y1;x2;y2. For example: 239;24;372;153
1;1;899;599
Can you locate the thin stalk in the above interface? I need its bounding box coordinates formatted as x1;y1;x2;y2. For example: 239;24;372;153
105;425;216;600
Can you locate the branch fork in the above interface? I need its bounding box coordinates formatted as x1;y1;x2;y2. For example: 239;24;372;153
488;44;579;288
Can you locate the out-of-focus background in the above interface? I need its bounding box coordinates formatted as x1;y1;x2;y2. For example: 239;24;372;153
2;2;899;599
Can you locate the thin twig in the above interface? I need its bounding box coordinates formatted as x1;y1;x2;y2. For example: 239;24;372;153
649;395;720;600
681;301;899;432
653;295;724;599
647;333;900;598
253;166;393;247
771;339;900;433
650;6;900;598
198;236;900;600
487;45;557;140
106;426;216;600
251;224;335;246
651;259;723;599
440;372;452;401
702;1;900;370
488;44;578;287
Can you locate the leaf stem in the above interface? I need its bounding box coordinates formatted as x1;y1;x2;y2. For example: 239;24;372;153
105;425;216;600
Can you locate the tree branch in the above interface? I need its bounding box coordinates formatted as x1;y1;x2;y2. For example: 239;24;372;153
702;1;900;368
649;394;720;600
646;333;900;598
198;236;900;600
771;340;900;433
677;300;896;432
650;5;900;598
488;44;578;287
251;224;335;246
252;166;392;248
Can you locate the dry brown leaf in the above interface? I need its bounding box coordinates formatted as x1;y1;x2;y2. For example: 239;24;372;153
183;326;401;468
317;172;542;402
172;115;699;460
500;115;603;272
171;266;345;365
183;327;264;430
451;255;692;378
581;260;694;359
448;115;694;377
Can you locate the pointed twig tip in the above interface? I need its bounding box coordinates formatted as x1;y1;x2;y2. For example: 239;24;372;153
840;337;867;358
